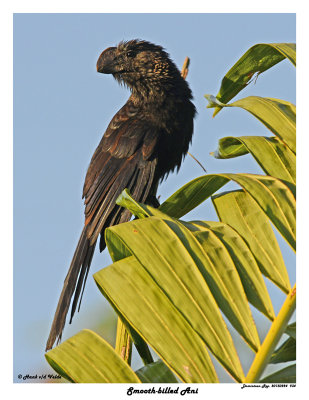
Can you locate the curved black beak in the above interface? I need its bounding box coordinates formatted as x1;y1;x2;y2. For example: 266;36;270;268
96;46;118;74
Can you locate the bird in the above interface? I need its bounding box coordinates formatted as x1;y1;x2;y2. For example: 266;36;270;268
46;39;196;351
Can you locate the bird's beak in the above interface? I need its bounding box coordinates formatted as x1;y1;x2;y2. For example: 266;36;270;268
96;47;118;74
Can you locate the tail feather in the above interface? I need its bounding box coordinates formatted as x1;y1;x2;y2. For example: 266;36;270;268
45;227;96;351
46;156;159;351
77;245;95;313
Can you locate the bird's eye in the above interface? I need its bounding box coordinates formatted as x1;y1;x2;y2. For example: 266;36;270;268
126;50;136;58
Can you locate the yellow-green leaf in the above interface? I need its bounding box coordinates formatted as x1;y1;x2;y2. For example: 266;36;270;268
103;217;247;381
212;190;291;292
45;330;141;383
118;190;273;324
211;42;295;116
160;173;296;251
206;96;296;154
159;175;230;219
285;322;296;339
259;364;296;383
270;337;296;364
94;255;219;383
135;360;178;383
213;136;296;184
185;220;275;320
227;174;295;250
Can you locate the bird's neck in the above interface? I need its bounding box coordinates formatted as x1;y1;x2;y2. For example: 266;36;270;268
130;78;190;108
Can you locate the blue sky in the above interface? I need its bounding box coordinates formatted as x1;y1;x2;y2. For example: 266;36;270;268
13;13;296;383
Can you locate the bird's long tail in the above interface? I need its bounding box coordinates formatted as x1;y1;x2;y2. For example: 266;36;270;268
45;226;96;351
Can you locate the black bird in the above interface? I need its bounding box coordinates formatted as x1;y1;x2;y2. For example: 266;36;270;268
46;39;196;351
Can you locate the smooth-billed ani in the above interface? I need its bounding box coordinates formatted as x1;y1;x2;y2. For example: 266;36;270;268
46;39;196;351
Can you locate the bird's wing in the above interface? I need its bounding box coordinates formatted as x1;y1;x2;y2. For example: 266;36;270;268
82;101;161;248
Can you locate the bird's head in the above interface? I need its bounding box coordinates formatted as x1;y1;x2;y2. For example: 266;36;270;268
96;39;182;96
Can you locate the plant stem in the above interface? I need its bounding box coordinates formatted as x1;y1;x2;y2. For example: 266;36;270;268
245;284;296;383
115;317;132;365
187;152;207;173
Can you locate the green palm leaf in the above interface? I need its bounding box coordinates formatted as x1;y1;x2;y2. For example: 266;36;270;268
45;330;140;383
212;190;291;292
270;337;296;364
94;255;219;383
185;220;275;320
285;322;296;339
135;360;178;383
160;173;295;251
213;136;296;183
259;364;296;383
212;42;295;116
206;96;296;154
118;189;275;321
103;216;247;381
